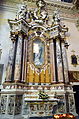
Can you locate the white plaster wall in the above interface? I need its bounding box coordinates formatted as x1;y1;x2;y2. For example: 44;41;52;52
0;9;16;86
63;20;79;71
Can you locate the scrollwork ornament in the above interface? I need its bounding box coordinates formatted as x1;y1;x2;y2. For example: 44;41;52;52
17;4;27;19
32;8;47;24
73;72;79;80
10;34;17;43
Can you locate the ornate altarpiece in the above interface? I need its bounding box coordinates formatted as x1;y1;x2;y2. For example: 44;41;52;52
0;0;77;118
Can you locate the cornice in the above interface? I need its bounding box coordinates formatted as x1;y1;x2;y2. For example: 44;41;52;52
0;0;74;11
46;0;74;10
0;0;79;22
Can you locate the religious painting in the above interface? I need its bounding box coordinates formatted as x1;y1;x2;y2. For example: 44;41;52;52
71;55;78;66
33;39;44;66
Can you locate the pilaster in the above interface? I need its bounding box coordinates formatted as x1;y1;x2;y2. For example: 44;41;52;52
50;41;56;83
0;83;24;119
6;36;16;82
14;35;23;82
61;41;69;83
56;39;63;82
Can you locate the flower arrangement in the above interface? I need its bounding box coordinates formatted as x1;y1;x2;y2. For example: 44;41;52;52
53;113;76;119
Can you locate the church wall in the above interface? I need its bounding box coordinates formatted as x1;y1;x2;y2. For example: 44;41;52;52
64;20;79;71
0;5;17;86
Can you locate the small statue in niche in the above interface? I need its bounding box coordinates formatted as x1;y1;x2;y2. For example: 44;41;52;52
71;54;78;66
17;4;27;19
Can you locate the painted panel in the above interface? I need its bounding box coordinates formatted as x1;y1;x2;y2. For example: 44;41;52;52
33;39;44;66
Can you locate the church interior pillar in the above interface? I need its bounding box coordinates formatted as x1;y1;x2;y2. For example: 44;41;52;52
14;34;23;82
56;39;64;82
50;40;56;83
22;38;28;82
6;35;18;82
61;41;69;83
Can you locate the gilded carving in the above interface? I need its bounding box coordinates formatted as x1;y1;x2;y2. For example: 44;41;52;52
26;63;51;83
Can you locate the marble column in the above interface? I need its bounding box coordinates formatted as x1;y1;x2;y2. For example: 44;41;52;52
50;41;56;83
21;38;28;82
6;37;16;82
61;41;69;83
14;34;23;82
56;39;63;82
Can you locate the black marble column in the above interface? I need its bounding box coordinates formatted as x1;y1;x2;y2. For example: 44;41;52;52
53;39;58;82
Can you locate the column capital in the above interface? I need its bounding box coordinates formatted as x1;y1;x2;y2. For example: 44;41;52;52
10;33;18;43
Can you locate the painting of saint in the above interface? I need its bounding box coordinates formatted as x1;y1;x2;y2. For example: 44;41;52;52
71;55;77;65
33;39;44;66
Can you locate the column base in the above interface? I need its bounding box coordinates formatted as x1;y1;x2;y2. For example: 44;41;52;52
0;83;77;118
0;84;24;119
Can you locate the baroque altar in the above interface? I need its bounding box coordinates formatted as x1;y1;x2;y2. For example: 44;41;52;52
0;0;77;119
